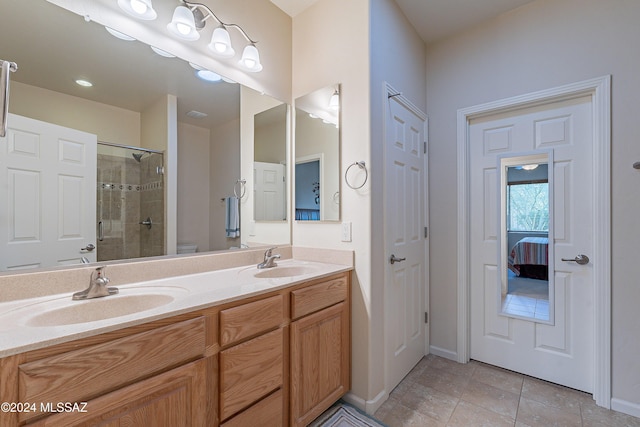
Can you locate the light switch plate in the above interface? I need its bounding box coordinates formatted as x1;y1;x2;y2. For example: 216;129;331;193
341;222;352;242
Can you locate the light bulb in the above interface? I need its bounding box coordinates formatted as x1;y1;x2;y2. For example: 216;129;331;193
177;22;191;35
208;27;235;58
130;0;147;14
118;0;156;20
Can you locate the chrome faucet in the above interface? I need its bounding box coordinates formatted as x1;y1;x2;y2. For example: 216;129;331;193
72;266;119;300
257;247;280;269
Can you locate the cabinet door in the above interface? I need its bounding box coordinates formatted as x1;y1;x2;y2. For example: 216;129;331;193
29;358;212;427
290;302;350;427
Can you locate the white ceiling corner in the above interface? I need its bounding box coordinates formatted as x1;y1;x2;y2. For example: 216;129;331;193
270;0;321;17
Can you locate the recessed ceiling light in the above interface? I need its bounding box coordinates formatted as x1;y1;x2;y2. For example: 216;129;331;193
75;79;93;87
186;110;208;119
196;70;221;82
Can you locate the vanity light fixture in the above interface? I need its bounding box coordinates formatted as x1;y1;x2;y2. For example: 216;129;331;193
329;89;340;111
118;0;157;21
166;1;262;72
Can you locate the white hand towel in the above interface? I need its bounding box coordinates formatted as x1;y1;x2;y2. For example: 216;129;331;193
225;196;240;238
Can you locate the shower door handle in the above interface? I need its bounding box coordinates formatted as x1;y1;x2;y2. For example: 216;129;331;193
98;221;104;241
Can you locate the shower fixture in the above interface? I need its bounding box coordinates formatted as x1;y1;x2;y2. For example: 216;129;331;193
132;152;146;162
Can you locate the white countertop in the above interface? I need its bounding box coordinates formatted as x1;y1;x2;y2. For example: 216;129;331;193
0;259;351;358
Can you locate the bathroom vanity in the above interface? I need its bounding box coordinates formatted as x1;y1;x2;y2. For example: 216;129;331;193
0;256;351;427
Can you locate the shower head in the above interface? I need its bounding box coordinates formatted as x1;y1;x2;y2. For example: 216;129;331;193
132;152;145;162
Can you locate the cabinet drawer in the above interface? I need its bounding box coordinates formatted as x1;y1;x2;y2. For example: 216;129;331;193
220;328;283;420
291;275;348;319
220;294;283;346
18;317;206;422
221;389;283;427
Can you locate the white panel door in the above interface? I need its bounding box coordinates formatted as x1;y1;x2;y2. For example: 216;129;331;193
384;95;427;391
253;161;285;221
469;97;594;392
0;114;97;270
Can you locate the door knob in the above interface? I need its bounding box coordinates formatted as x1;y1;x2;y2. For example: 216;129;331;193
81;243;96;252
390;254;406;265
561;254;589;265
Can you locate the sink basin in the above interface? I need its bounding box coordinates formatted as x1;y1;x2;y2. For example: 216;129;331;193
18;286;188;327
253;265;319;279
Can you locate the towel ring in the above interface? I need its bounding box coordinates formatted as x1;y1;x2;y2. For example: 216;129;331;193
345;161;368;190
233;179;246;199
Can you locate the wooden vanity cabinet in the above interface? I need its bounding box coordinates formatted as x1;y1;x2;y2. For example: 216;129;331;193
290;275;351;427
0;270;351;427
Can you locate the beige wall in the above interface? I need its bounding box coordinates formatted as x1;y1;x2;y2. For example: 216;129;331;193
9;81;140;145
425;0;640;410
177;122;211;253
210;119;241;251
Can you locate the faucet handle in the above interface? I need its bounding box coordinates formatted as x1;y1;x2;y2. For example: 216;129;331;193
264;246;278;257
91;266;108;284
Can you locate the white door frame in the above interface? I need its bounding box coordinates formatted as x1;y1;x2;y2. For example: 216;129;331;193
382;82;429;392
456;76;611;407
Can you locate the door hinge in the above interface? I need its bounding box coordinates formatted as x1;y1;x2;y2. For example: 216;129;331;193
424;227;428;239
423;141;427;154
425;312;428;324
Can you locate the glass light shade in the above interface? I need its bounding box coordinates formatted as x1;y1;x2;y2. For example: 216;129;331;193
329;91;339;110
117;0;157;20
150;46;175;58
522;164;539;170
167;6;199;41
208;27;235;58
238;44;262;72
105;27;136;41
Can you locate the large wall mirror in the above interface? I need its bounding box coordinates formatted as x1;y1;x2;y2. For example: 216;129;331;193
294;85;340;221
498;152;554;324
0;0;290;272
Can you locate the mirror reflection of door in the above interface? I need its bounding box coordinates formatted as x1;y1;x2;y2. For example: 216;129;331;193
295;158;321;220
253;103;287;222
499;154;553;323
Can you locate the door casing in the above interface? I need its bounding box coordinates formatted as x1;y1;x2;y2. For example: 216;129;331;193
456;76;611;407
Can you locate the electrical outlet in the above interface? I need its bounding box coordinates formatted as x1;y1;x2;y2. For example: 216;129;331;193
341;222;352;242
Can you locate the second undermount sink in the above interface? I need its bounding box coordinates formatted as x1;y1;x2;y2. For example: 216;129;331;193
253;265;320;279
20;286;188;327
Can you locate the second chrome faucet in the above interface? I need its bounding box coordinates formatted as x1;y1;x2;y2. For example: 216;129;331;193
257;247;280;269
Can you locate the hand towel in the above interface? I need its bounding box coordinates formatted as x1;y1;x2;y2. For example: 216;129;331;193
225;196;240;238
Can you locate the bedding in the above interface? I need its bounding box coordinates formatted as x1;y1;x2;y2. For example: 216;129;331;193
508;237;549;280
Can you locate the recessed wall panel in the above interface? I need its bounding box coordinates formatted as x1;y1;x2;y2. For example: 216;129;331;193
8;169;40;242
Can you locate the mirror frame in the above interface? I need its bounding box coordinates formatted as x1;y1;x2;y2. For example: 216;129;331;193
497;150;555;324
293;84;341;222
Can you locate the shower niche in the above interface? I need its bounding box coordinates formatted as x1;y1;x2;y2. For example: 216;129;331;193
97;143;165;262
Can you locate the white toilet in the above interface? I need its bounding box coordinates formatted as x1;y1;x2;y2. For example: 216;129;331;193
177;243;198;254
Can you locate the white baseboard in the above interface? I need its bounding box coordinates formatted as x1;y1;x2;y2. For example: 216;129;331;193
611;398;640;419
343;390;388;416
429;345;458;361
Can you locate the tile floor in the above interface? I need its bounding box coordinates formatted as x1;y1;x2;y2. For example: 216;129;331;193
374;355;640;427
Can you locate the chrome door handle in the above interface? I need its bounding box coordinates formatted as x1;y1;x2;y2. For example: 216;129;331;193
561;254;589;265
390;254;406;265
81;243;96;252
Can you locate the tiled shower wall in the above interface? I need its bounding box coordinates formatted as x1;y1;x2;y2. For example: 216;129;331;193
96;149;164;262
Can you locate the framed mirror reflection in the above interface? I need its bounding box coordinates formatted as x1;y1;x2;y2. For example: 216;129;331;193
0;0;290;272
294;84;340;222
498;151;555;324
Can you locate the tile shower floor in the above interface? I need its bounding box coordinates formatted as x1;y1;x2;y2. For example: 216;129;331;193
374;354;640;427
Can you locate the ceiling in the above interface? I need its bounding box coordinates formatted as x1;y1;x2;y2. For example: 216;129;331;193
271;0;536;43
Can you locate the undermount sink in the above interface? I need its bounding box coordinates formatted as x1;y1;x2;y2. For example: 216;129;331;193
20;286;188;327
253;265;319;279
